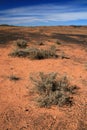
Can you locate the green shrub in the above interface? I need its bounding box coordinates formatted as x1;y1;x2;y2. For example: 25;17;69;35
30;72;78;107
9;47;58;59
15;39;27;48
29;49;57;60
9;48;30;57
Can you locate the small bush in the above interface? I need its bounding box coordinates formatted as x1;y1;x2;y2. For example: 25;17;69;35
9;48;30;57
29;45;57;59
9;47;58;59
29;49;57;60
30;72;78;107
15;39;27;48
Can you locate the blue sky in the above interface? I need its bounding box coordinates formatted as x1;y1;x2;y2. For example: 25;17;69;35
0;0;87;26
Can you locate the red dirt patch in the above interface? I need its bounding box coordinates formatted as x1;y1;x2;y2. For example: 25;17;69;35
0;26;87;130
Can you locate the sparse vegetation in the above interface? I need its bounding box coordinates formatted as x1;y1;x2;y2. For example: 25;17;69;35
9;48;30;57
9;46;58;59
0;26;87;130
15;39;27;48
30;72;78;107
29;46;57;59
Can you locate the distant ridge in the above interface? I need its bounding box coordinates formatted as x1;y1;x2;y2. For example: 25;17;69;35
0;24;16;27
0;24;87;27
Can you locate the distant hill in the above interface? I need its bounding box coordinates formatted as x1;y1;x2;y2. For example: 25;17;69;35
0;24;16;27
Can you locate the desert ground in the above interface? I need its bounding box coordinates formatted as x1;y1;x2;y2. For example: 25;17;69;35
0;25;87;130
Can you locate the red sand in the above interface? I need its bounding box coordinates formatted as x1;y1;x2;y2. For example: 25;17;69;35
0;26;87;130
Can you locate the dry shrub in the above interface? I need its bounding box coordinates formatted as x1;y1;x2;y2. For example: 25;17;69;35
30;72;78;107
15;39;27;48
9;46;58;59
9;48;30;57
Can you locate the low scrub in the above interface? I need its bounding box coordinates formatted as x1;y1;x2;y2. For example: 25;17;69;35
29;47;57;59
30;72;78;107
9;48;30;57
15;39;27;48
9;47;58;59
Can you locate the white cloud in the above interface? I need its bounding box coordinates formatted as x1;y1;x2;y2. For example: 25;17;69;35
46;12;87;21
0;3;87;25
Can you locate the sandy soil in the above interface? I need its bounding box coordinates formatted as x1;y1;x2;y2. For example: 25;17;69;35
0;26;87;130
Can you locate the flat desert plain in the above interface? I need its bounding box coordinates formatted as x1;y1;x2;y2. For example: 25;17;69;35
0;26;87;130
